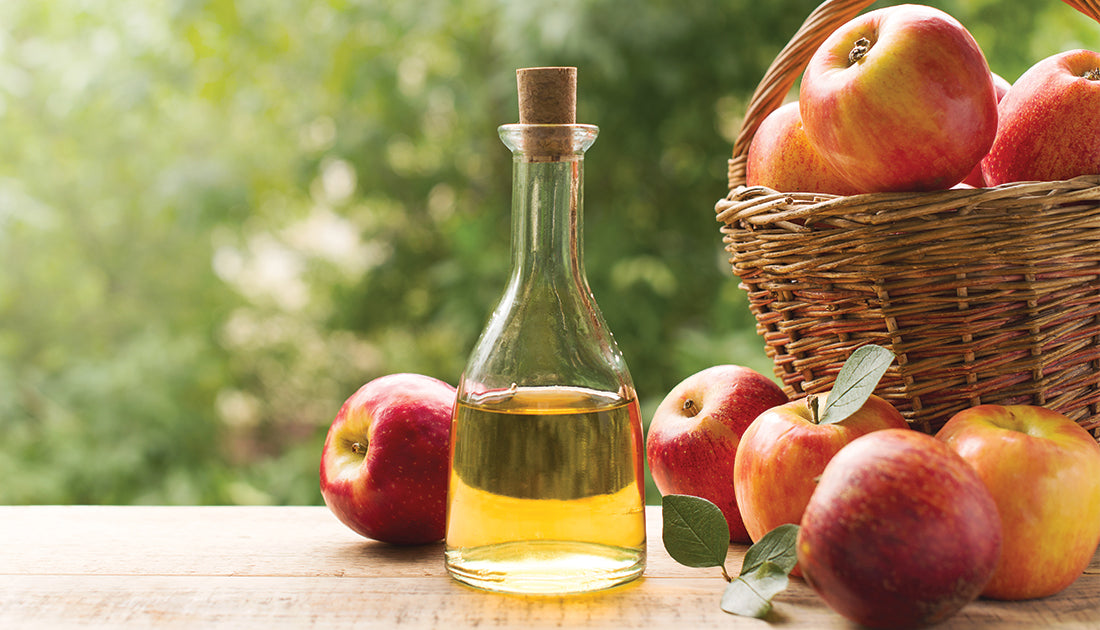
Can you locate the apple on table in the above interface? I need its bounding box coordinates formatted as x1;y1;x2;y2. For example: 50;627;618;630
319;373;456;545
645;365;788;543
981;48;1100;186
936;404;1100;600
733;392;908;552
798;428;1003;629
799;4;998;192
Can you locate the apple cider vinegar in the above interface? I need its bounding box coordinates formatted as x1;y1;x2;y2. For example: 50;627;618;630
445;386;646;594
445;67;647;594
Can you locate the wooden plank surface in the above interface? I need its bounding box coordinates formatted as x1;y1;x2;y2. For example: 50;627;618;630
0;506;1096;628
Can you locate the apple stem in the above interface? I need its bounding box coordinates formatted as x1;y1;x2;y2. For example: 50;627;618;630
1086;68;1100;81
352;442;366;455
807;394;822;425
682;398;701;418
848;37;872;65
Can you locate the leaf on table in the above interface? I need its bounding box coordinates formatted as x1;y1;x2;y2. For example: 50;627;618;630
661;494;729;568
721;561;790;618
721;523;800;618
742;523;799;575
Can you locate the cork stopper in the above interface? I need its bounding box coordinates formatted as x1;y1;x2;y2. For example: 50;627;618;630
517;67;576;124
515;67;577;158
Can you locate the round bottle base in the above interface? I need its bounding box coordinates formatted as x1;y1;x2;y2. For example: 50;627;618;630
445;540;646;595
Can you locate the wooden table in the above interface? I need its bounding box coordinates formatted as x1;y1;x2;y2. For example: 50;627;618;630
1;506;1097;628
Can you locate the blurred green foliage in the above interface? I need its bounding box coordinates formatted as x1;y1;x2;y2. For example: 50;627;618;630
0;0;1094;505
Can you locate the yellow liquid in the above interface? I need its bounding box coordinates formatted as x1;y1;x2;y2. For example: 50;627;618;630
445;386;647;594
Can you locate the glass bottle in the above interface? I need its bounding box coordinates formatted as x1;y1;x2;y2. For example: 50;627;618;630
444;67;646;595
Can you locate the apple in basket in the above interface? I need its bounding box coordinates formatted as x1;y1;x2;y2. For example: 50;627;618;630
746;101;862;195
320;373;456;545
936;405;1100;600
799;4;998;192
981;49;1100;186
798;429;1002;629
960;72;1012;187
991;71;1012;102
645;365;788;543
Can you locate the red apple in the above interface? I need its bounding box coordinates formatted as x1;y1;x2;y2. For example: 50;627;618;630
981;49;1100;186
645;365;788;542
733;394;908;552
746;101;862;195
936;405;1100;600
991;71;1013;98
799;4;998;192
798;429;1002;629
960;71;1012;187
319;373;456;545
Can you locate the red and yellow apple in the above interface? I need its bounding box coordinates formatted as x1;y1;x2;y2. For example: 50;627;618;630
981;49;1100;186
936;404;1100;600
645;365;788;542
960;71;1012;187
991;71;1013;99
798;429;1002;629
746;101;862;195
733;393;908;553
320;373;456;545
799;4;998;192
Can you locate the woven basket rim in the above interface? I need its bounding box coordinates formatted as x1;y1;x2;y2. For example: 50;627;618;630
717;175;1100;227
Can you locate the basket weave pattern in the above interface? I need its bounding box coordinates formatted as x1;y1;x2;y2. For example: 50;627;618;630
717;0;1100;437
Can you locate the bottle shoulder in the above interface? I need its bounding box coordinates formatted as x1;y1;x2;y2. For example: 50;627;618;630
460;277;634;396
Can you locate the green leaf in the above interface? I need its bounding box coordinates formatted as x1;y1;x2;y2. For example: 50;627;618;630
721;561;790;618
661;494;730;568
741;523;799;575
818;344;895;425
720;524;801;618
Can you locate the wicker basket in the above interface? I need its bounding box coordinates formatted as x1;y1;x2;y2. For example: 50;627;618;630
716;0;1100;438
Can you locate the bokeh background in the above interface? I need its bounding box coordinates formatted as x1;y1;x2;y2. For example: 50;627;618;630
1;0;1095;505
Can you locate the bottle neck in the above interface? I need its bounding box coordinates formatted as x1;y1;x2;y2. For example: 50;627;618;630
499;124;597;284
455;123;628;395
